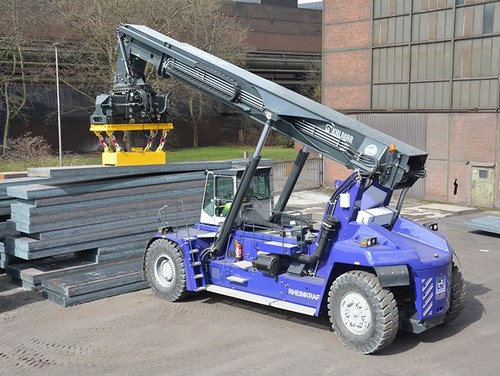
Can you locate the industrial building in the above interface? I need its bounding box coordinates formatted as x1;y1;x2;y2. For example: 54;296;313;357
323;0;500;207
228;0;321;88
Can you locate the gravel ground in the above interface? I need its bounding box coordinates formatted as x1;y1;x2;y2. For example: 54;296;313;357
1;198;498;375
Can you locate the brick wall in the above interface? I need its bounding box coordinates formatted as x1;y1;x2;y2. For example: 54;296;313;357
322;0;372;188
426;113;500;207
323;0;371;111
322;110;500;207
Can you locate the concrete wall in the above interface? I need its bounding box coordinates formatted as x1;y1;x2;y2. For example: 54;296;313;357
261;0;298;7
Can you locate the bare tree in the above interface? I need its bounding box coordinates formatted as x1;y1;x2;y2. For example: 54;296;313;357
0;0;58;155
49;0;249;148
165;0;249;148
0;0;39;155
298;61;322;103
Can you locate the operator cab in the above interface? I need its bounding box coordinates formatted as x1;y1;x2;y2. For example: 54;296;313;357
200;167;272;226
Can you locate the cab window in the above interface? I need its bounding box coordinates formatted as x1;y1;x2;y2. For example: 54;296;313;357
249;174;270;200
202;174;215;216
215;176;234;200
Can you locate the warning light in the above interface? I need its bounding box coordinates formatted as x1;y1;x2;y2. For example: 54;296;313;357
388;144;397;153
423;222;439;231
361;237;378;248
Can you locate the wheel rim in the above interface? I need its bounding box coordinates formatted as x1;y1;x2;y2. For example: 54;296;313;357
154;254;176;288
339;292;372;335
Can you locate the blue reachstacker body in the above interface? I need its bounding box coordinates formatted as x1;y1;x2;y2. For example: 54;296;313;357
93;24;466;354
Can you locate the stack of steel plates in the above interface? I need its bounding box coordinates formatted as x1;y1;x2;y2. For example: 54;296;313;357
41;259;149;307
0;161;235;305
0;175;43;219
1;175;42;268
5;253;96;291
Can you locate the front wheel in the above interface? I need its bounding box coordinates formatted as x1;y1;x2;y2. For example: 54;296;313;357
328;271;399;354
444;262;466;324
145;239;190;301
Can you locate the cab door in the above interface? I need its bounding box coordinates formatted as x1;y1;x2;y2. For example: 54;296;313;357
200;172;236;225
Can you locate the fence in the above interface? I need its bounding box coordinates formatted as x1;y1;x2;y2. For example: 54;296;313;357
273;158;322;193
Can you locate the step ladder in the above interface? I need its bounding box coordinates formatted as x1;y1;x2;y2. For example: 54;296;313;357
188;247;207;292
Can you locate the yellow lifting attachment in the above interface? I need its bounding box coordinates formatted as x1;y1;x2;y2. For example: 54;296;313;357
90;122;174;166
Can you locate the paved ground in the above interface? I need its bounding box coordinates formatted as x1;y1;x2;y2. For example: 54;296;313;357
285;188;477;222
1;191;499;375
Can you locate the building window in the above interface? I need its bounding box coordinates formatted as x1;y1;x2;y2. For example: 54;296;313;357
372;0;500;110
483;2;495;34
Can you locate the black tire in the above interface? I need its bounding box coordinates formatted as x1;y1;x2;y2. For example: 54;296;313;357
328;271;399;354
444;263;466;324
144;239;190;301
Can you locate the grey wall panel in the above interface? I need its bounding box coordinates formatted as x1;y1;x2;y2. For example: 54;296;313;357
356;113;427;199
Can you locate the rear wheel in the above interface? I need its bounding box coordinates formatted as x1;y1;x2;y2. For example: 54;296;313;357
145;239;190;301
444;263;466;324
328;271;399;354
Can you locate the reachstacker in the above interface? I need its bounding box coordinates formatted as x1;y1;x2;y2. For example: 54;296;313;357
92;24;465;354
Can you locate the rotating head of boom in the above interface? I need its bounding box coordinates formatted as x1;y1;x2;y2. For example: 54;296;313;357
90;30;171;127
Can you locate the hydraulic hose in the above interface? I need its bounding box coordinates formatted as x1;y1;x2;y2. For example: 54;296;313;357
296;215;339;264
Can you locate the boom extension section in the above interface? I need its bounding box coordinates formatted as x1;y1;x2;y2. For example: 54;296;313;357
94;24;427;189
